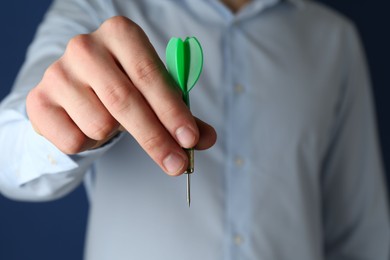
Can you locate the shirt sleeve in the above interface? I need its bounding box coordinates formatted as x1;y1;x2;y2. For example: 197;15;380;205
321;22;390;259
0;0;113;201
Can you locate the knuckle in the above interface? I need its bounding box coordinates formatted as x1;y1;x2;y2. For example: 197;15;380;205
65;34;94;59
44;61;67;83
133;58;162;86
104;83;135;113
87;117;118;141
101;16;144;38
59;131;88;154
104;16;131;27
142;134;166;155
159;104;184;123
41;60;74;98
26;88;42;111
26;88;51;117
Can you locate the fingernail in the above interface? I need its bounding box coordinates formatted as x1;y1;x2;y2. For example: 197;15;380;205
163;153;185;175
176;126;196;148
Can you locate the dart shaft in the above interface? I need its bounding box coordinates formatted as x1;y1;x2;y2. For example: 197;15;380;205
184;148;194;174
184;148;193;207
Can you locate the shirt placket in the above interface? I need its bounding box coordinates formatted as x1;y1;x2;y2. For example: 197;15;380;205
223;19;253;260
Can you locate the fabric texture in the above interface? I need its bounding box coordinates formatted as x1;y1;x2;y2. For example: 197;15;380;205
0;0;388;259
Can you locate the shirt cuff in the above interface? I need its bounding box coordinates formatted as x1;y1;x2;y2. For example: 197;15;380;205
1;114;122;187
15;121;78;185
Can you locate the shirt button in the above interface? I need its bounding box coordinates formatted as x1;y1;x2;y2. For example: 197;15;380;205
47;154;57;165
234;156;244;167
234;84;245;94
234;234;244;246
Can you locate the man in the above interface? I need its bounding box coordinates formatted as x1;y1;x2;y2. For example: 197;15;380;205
0;0;389;259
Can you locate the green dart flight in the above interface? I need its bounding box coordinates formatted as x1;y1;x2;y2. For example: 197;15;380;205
166;36;203;207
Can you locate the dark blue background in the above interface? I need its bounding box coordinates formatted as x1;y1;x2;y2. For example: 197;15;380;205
0;1;389;259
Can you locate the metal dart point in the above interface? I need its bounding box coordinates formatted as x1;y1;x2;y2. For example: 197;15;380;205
186;174;191;207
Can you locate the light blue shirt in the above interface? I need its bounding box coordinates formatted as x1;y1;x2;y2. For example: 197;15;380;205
0;0;389;259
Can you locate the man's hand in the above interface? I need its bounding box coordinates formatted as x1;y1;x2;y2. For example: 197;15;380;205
26;16;216;176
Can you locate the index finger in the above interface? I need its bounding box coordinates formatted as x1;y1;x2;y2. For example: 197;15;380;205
96;16;199;148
